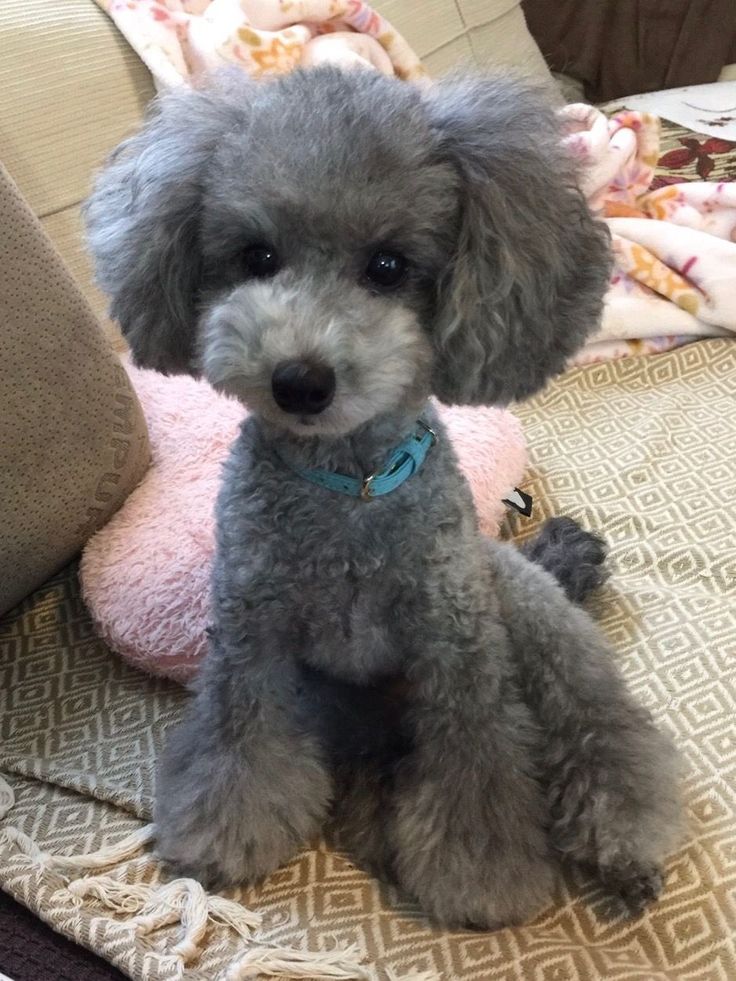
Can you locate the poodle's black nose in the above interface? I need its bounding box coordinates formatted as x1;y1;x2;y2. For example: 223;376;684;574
271;360;336;415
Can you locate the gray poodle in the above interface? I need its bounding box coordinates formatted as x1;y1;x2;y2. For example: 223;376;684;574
86;67;682;928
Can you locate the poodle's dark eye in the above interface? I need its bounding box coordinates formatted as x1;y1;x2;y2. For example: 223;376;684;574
364;251;408;290
243;244;280;279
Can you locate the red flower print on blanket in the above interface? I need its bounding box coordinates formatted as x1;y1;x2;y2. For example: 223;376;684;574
654;137;736;184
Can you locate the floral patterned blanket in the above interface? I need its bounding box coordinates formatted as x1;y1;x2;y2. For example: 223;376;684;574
92;0;426;88
564;101;736;365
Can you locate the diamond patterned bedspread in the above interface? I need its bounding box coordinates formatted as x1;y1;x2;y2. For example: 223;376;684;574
1;337;734;980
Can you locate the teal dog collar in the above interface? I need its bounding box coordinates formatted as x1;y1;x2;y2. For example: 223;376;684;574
289;420;436;501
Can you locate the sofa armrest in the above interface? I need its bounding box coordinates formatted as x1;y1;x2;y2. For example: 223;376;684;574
0;163;150;616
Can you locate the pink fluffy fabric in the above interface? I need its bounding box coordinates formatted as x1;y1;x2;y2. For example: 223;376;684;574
80;364;527;683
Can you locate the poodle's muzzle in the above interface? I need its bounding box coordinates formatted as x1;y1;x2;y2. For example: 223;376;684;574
201;279;433;437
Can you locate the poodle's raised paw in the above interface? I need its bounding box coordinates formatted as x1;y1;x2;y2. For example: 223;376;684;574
521;516;609;603
601;860;665;913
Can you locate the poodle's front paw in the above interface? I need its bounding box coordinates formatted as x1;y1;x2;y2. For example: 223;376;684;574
424;859;555;930
391;773;556;928
394;826;556;930
153;713;332;889
154;797;302;890
561;725;682;913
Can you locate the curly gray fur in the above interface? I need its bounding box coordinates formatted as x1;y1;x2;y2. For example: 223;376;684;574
86;67;682;928
520;516;609;602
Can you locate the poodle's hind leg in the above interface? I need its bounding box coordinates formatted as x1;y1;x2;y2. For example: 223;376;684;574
487;540;683;911
520;516;608;603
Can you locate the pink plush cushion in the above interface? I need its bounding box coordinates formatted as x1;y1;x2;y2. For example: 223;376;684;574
80;364;527;683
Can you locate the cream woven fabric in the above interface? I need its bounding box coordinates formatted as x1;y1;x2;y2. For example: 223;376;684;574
1;338;734;980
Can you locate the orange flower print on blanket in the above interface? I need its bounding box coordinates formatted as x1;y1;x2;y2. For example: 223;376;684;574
614;237;701;316
95;0;426;88
237;30;303;75
603;201;650;219
641;185;683;222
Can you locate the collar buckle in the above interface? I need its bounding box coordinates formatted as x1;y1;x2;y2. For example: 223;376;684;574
416;419;437;445
360;472;376;501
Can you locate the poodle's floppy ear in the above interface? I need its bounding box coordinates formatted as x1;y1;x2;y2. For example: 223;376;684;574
85;77;249;374
426;75;611;405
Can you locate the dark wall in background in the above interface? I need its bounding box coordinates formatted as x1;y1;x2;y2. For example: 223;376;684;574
523;0;736;100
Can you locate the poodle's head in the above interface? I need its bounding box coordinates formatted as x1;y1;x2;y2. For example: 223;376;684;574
86;67;610;436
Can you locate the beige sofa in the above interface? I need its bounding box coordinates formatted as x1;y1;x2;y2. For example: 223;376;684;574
0;0;158;615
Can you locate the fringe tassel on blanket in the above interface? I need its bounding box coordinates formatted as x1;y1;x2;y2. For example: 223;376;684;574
0;774;368;980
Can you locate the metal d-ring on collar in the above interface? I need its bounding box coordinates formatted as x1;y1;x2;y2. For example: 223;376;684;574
288;420;437;501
